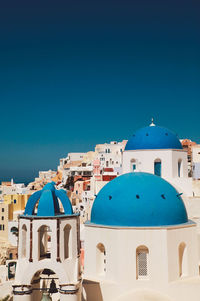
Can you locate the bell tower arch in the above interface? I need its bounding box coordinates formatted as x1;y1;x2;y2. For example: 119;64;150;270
13;182;82;301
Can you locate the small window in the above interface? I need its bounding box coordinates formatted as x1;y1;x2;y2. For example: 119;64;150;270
2;208;4;212
1;216;4;220
14;199;17;204
178;159;183;177
154;159;162;177
136;246;149;279
179;242;188;277
96;243;106;275
0;225;2;230
3;225;4;230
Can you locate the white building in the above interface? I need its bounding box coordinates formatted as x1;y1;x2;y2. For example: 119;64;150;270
0;182;28;196
59;153;86;172
13;182;81;301
192;145;200;180
83;172;200;301
95;141;126;175
122;121;193;197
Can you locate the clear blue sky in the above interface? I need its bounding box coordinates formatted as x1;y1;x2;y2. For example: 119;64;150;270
0;0;199;183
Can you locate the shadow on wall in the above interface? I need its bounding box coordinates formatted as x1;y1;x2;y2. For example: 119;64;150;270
82;280;103;301
116;289;173;301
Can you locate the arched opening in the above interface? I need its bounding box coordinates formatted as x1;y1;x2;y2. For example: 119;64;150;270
130;159;137;172
11;226;18;235
31;269;60;301
22;224;27;258
178;159;183;177
96;243;106;276
38;225;51;260
136;245;149;279
179;242;188;277
154;159;162;177
64;224;72;259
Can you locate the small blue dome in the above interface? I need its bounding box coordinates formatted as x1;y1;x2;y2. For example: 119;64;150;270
24;182;73;217
91;173;188;227
125;125;182;150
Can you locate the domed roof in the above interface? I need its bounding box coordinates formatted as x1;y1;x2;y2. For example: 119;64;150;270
125;124;182;151
24;182;73;217
91;173;188;227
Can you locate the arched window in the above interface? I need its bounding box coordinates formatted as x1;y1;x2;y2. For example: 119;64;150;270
130;159;137;172
64;224;72;259
96;243;106;275
22;224;27;258
178;159;183;177
136;246;149;279
38;225;51;260
154;159;162;177
179;242;188;277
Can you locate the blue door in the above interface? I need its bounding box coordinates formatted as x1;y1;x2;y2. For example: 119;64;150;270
154;161;161;177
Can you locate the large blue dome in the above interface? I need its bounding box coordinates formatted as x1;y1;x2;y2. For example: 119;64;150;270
91;173;188;227
24;182;73;217
125;125;182;150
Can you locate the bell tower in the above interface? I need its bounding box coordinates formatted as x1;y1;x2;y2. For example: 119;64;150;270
13;182;82;301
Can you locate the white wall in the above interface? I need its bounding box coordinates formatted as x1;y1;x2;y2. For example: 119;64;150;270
15;215;81;292
123;149;188;179
84;223;199;301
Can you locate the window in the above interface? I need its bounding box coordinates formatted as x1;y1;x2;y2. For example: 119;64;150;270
1;216;4;220
96;243;106;275
14;199;17;204
64;224;72;259
136;246;149;279
0;225;1;230
2;208;4;212
3;225;4;230
178;159;183;177
154;159;162;177
130;159;137;171
179;242;188;277
38;225;51;260
22;224;27;258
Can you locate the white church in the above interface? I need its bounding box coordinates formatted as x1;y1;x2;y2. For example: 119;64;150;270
123;120;193;197
13;122;200;301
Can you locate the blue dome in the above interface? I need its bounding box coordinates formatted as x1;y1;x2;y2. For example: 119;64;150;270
125;125;182;150
24;182;73;217
91;173;188;227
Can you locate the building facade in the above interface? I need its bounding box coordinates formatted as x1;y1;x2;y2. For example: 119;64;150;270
83;172;200;301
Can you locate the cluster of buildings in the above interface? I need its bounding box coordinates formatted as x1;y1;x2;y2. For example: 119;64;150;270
1;120;200;301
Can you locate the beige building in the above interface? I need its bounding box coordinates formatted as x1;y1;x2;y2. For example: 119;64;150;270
0;202;9;242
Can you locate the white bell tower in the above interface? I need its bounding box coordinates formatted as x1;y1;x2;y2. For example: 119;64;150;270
13;182;82;301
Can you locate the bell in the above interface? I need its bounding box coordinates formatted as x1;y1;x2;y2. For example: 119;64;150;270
49;279;58;294
41;292;52;301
